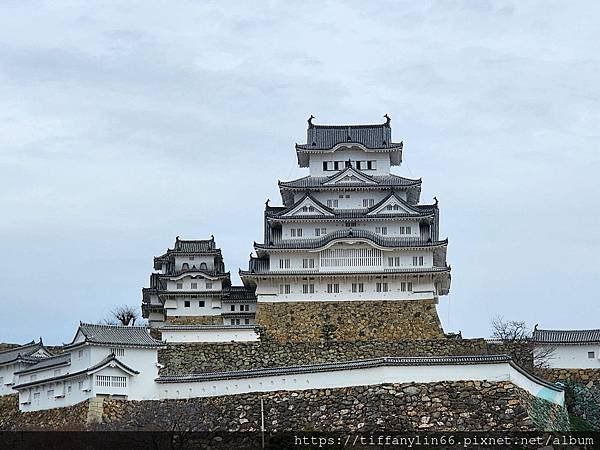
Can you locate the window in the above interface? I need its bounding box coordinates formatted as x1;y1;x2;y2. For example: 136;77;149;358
243;304;250;311
345;221;357;227
231;305;235;311
231;318;241;325
279;284;291;294
401;282;413;292
367;160;377;170
302;284;315;294
67;385;72;394
78;381;84;390
412;256;424;266
334;161;343;170
339;194;344;199
111;348;125;357
589;351;596;359
315;227;327;236
33;392;40;400
290;228;302;237
176;283;183;290
323;161;335;171
184;300;191;308
357;160;367;170
200;262;207;270
363;199;375;207
189;256;195;261
351;283;364;293
302;258;315;269
96;375;126;388
181;263;189;270
327;284;340;294
376;282;389;292
191;282;198;289
78;350;84;358
198;300;205;307
388;257;401;267
206;281;213;289
47;389;54;398
326;199;339;208
279;259;290;269
376;226;388;235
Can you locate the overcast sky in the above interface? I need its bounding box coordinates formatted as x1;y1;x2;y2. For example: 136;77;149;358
1;1;598;344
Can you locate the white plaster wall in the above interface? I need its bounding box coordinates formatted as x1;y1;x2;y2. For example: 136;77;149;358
538;344;600;369
166;297;222;317
308;149;391;177
88;346;160;401
255;275;437;302
161;328;260;343
270;248;434;273
157;361;564;406
280;220;421;240
19;374;91;412
0;362;30;396
166;276;222;291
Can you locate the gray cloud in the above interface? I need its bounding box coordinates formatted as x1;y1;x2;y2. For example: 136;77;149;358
0;0;598;344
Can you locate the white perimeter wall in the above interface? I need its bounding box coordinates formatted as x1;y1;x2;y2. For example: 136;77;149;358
161;328;260;343
157;361;564;406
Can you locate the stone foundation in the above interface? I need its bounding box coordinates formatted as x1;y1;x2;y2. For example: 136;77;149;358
97;381;567;432
0;394;88;431
165;315;223;325
158;338;533;375
538;368;600;386
255;299;444;342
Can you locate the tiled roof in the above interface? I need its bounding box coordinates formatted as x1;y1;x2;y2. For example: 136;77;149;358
267;191;435;221
15;353;71;374
532;328;600;344
255;229;447;250
64;323;164;348
14;354;138;390
0;340;45;365
154;236;222;269
221;286;256;301
297;119;400;150
279;174;421;190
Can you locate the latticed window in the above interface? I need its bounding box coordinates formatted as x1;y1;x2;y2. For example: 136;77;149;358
96;375;127;388
96;375;111;387
111;348;125;357
321;247;382;268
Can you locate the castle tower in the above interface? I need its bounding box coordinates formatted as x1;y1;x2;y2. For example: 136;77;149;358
240;117;451;341
142;237;257;331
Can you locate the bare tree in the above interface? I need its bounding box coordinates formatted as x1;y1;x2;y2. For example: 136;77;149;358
490;315;529;341
110;305;139;326
490;315;556;370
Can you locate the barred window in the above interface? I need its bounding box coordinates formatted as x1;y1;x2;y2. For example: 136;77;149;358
321;247;382;268
110;348;125;357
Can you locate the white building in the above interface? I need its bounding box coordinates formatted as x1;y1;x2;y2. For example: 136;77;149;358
532;327;600;369
240;116;451;304
0;340;52;396
142;237;258;342
13;323;164;412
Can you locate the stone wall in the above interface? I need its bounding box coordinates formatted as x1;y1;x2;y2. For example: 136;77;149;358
98;381;566;432
0;395;88;431
538;368;600;386
166;315;223;325
537;369;600;430
159;337;533;375
255;299;444;342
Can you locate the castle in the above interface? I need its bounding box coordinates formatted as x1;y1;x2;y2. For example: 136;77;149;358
3;117;596;433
